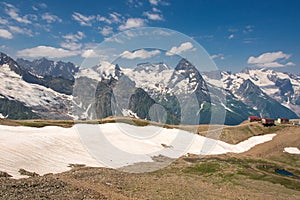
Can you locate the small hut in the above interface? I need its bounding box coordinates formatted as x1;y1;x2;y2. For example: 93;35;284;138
248;116;261;122
277;118;289;124
261;118;275;127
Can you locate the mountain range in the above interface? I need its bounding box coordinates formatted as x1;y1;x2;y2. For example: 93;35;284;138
0;52;299;125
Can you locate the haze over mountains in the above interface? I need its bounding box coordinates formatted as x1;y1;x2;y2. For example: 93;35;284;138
0;52;299;125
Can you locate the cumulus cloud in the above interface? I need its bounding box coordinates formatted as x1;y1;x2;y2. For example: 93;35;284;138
247;51;295;68
72;12;95;26
149;0;170;6
0;29;13;39
109;12;122;23
81;49;99;58
210;54;225;60
0;17;9;25
3;2;32;24
61;31;85;50
166;42;195;56
63;31;85;42
152;7;161;12
149;0;159;6
97;16;111;24
60;42;82;51
8;25;33;37
100;26;113;36
17;46;79;58
42;13;62;23
143;11;163;21
119;18;145;30
120;49;160;59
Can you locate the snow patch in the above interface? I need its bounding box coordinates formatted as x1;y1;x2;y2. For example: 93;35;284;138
0;123;276;178
284;147;300;154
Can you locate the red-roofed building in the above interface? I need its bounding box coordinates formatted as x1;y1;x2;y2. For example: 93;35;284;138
248;116;261;122
262;118;275;127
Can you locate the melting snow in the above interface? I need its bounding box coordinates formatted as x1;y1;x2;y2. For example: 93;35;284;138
0;123;276;178
284;147;300;154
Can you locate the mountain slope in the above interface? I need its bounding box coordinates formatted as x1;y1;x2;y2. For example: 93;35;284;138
220;68;300;117
17;58;78;81
0;53;72;119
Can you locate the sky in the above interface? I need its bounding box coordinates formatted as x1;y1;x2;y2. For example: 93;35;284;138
0;0;299;73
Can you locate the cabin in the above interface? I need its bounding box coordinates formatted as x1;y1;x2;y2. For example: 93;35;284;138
248;116;261;122
261;118;275;127
277;118;289;124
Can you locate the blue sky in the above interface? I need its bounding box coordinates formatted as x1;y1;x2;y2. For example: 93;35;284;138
0;0;299;73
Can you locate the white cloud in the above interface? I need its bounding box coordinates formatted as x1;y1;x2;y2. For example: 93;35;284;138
149;0;159;6
97;16;112;24
143;11;163;21
149;0;170;6
39;3;47;9
3;2;32;24
228;34;234;39
120;49;160;59
99;26;113;36
8;25;33;37
63;31;85;42
151;29;171;36
152;7;161;12
97;12;122;24
0;17;9;25
32;3;47;11
118;18;145;30
127;0;143;7
243;25;254;34
104;37;124;44
0;29;13;39
60;42;82;51
81;49;99;58
17;46;79;58
247;51;295;68
32;6;38;11
109;12;122;23
210;54;225;60
42;13;62;23
166;42;195;56
61;31;85;50
72;12;95;26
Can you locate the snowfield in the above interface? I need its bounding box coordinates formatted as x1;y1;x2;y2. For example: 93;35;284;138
0;123;276;179
284;147;300;154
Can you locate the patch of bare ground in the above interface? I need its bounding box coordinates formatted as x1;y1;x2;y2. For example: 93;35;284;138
241;126;300;167
1;149;300;199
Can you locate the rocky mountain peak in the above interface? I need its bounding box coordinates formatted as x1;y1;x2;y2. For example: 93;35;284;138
16;58;78;81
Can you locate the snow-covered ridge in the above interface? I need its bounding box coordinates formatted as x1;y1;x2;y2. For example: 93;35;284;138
204;68;300;116
0;64;72;117
0;123;276;178
78;61;205;97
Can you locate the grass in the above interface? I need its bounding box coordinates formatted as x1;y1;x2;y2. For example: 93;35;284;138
16;120;74;128
183;162;220;175
180;156;300;191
